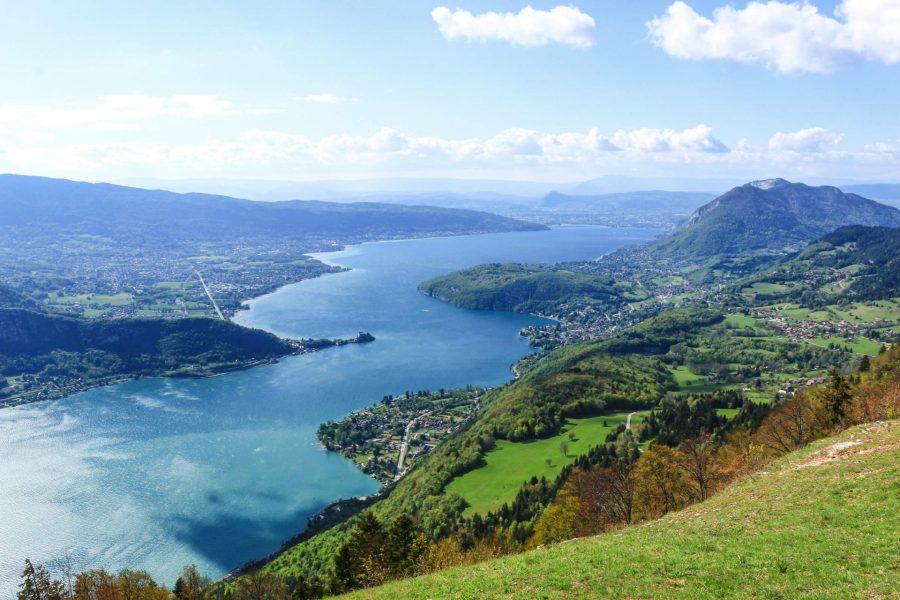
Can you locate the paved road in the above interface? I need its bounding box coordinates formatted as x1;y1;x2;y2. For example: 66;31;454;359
394;411;432;481
195;269;225;320
626;411;638;430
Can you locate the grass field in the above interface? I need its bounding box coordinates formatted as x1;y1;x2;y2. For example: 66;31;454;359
669;366;729;394
808;335;883;356
47;291;134;306
349;420;900;600
445;413;646;517
724;313;756;329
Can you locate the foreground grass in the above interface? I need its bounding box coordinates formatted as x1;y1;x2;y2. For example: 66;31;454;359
446;414;643;516
347;420;900;599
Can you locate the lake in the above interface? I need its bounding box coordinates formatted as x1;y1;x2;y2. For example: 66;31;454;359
0;225;660;593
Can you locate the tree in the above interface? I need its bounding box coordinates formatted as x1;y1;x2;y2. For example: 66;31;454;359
819;371;852;428
559;441;569;457
858;355;871;372
632;445;690;520
173;565;208;600
678;435;719;502
232;571;290;600
17;560;66;600
755;395;822;455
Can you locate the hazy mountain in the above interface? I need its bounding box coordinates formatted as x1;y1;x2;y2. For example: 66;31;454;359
541;190;715;215
116;177;566;201
569;175;742;196
0;174;545;243
840;183;900;206
651;179;900;259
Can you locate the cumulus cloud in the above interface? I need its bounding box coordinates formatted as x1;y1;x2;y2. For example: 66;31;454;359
431;5;596;48
0;94;239;129
295;93;359;104
647;0;900;73
2;123;892;182
768;127;844;151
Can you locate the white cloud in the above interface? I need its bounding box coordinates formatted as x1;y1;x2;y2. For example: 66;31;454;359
768;127;844;151
431;5;596;48
0;94;239;129
3;123;896;182
295;93;359;104
647;0;900;73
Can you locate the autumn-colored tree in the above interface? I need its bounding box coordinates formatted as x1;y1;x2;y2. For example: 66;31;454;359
73;569;119;600
530;492;579;546
632;445;690;521
755;394;823;455
678;434;720;502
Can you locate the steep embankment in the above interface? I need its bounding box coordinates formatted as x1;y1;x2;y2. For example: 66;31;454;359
349;420;900;599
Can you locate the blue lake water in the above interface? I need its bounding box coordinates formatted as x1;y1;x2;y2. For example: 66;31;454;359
0;225;659;593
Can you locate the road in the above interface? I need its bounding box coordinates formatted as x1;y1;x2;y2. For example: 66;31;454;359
394;411;432;481
626;411;637;430
194;269;225;320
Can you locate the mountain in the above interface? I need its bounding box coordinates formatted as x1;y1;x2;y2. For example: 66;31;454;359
541;190;714;217
569;175;740;195
840;183;900;205
0;174;545;244
350;421;899;599
652;179;900;259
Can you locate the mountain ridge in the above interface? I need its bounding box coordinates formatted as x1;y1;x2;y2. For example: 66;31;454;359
653;178;900;259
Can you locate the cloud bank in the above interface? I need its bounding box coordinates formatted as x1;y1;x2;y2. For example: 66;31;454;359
647;0;900;73
432;5;596;48
5;122;897;183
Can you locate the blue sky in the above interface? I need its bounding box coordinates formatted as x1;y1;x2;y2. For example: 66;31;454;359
0;1;898;183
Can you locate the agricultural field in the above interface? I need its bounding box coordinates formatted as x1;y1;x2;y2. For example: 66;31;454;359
445;413;647;517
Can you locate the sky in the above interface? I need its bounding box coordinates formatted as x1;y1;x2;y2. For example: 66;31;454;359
0;0;899;184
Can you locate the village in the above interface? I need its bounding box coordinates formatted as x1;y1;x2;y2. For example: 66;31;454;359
317;388;483;484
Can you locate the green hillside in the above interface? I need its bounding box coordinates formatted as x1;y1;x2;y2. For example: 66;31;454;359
0;308;294;404
418;263;638;313
741;225;900;305
347;420;900;599
652;179;900;259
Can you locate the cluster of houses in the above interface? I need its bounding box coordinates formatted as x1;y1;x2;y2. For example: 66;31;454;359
778;376;828;396
762;310;893;345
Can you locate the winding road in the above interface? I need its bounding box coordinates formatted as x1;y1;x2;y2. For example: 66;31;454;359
626;411;637;430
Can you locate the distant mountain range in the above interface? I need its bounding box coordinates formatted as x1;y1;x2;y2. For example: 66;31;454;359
651;179;900;259
540;190;715;217
0;174;544;244
840;183;900;205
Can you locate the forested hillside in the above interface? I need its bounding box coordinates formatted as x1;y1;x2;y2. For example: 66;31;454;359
0;308;293;405
418;263;638;313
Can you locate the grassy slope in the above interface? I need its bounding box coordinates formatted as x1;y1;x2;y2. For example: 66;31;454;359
348;420;900;599
446;413;646;516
